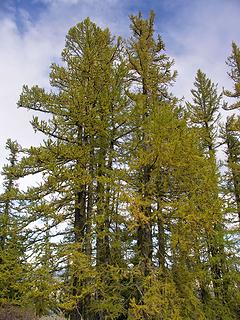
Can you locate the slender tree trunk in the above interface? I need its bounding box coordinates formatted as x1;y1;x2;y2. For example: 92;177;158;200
70;188;86;320
226;136;240;224
96;149;107;266
157;201;165;269
85;148;94;257
137;165;152;276
207;144;227;301
70;126;87;320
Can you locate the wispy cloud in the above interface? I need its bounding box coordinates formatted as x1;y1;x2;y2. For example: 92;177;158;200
0;0;129;167
163;0;240;101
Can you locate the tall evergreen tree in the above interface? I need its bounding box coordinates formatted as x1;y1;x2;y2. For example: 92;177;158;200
125;14;226;320
16;18;129;320
223;42;240;224
224;116;240;224
186;70;235;318
126;10;176;275
186;69;221;156
224;42;240;111
0;140;27;305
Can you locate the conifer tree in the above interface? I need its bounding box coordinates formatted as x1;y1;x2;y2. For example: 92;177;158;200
0;140;27;305
126;10;176;275
16;18;129;320
186;70;234;317
224;42;240;224
219;117;240;318
224;42;240;111
224;116;240;224
125;13;218;320
186;69;221;156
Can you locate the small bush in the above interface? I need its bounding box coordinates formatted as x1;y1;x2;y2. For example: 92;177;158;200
0;304;36;320
38;315;67;320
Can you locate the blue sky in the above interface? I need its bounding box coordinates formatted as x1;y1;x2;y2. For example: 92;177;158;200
0;0;240;176
0;0;182;29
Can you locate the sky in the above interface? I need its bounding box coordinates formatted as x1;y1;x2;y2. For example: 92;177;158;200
0;0;240;175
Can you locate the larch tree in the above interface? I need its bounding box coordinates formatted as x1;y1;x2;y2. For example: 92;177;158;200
125;13;221;320
224;42;240;224
221;41;240;319
186;70;235;318
220;117;240;318
16;18;129;320
126;10;176;274
186;69;221;157
0;140;28;306
224;42;240;111
224;116;240;224
125;12;180;318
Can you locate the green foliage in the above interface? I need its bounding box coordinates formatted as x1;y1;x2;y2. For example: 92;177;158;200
224;42;240;110
0;140;28;306
186;69;221;154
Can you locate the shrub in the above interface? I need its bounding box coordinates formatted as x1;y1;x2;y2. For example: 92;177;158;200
38;315;67;320
0;304;36;320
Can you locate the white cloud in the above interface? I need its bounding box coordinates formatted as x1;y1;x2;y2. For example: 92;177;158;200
165;0;240;103
0;15;58;167
0;0;129;170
